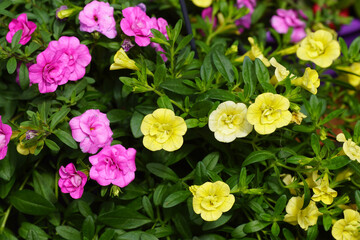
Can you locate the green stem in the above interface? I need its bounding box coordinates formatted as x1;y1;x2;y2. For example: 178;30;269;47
152;88;186;112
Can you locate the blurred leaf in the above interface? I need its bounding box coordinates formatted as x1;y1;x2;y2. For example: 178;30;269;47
322;155;351;170
189;101;213;118
157;95;174;111
274;195;287;216
243;220;270;233
44;139;60;152
50;107;70;130
163;190;191;208
19;62;30;90
82;216;95;240
242;57;257;101
349;36;360;59
146;163;179;182
10;190;56;215
242;150;274;167
254;58;275;93
202;213;232;231
55;226;81;240
53;129;78;149
33;171;56;203
11;30;23;49
6;57;17;74
19;222;49;240
153;184;168;206
212;50;234;84
142;196;154;219
160;79;197;95
130;111;144;138
306;225;318;240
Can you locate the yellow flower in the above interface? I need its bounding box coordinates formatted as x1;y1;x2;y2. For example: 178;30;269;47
192;0;212;8
189;181;235;221
291;111;307;125
337;63;360;89
336;133;360;163
284;196;322;230
335;168;354;182
208;101;253;143
304;170;321;188
57;8;76;19
235;37;270;67
110;48;139;71
269;57;296;85
16;134;37;155
291;67;320;94
311;173;338;205
296;29;340;68
282;174;297;195
246;93;292;135
332;209;360;240
140;108;187;152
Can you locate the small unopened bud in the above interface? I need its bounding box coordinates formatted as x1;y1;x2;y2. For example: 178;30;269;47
56;6;77;20
26;130;38;140
110;185;122;197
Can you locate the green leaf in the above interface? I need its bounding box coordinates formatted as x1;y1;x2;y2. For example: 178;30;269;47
146;163;179;182
99;229;115;240
349;36;360;59
323;214;332;231
306;225;318;240
53;129;78;149
185;118;199;128
242;56;257;100
97;206;151;230
271;222;280;236
19;222;49;240
274;195;287;216
354;121;360;143
283;228;295;240
49;107;70;130
176;35;193;54
160;79;197;95
33;171;56;203
153;184;168;206
201;89;237;101
200;53;214;84
130;111;145;138
157;95;174;111
319;109;344;125
202;213;232;231
6;57;17;74
9;190;56;215
163;190;191;208
172;19;183;42
322;155;351;170
202;152;219;170
76;199;93;218
189;101;213;118
142;196;154;219
56;226;81;240
173;213;192;239
301;174;311;209
195;161;208;184
11;29;23;49
147;226;173;238
339;37;348;60
355;190;360;209
212;50;234;84
106;109;131;123
27;42;41;55
349;161;360;177
44;139;60;152
82;216;95;240
243;220;270;233
19;62;30;90
242;150;274;167
254;58;275;93
311;133;320;156
154;64;167;87
232;224;247;238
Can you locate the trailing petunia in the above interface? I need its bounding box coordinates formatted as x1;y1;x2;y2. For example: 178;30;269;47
269;57;296;84
332;209;360;240
140;108;187;152
78;0;117;39
189;181;235;221
58;163;87;199
110;48;139;71
208;101;253;143
336;133;360;163
0;116;12;160
247;93;292;135
69;109;113;154
291;67;320;94
6;13;37;45
270;9;306;42
89;145;136;187
311;173;337;205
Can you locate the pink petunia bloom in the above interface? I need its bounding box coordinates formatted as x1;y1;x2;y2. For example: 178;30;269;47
29;36;91;93
120;6;152;46
236;0;256;31
78;0;117;39
202;7;217;28
149;17;169;61
69;109;113;154
58;163;87;199
89;145;136;187
6;13;37;45
0;116;12;160
270;9;306;43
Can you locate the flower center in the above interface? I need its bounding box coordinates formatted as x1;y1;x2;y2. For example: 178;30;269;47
307;39;325;58
201;195;223;211
150;123;172;144
219;113;242;129
70;174;82;187
260;106;281;124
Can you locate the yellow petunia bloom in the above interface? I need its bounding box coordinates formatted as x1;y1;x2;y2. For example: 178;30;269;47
269;57;296;85
246;93;292;135
110;48;139;71
235;37;270;67
282;174;297;195
311;173;338;205
335;168;354;182
337;63;360;89
284;196;322;230
189;181;235;221
208;101;253;143
192;0;212;8
291;67;320;94
291;111;307;125
332;209;360;240
336;133;360;163
296;29;340;68
140;108;187;152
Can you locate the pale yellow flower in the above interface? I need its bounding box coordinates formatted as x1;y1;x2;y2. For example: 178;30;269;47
269;57;296;84
335;168;354;182
291;67;320;94
110;48;139;71
190;181;235;221
246;93;292;135
235;37;270;67
336;133;360;163
192;0;212;8
282;174;297;195
291;111;307;125
208;101;253;143
332;209;360;240
312;173;338;205
303;170;321;188
296;29;340;68
337;63;360;89
284;196;322;230
140;108;187;152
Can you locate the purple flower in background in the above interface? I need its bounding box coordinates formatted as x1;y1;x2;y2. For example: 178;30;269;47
270;9;306;43
58;163;87;199
121;39;135;52
202;7;217;27
338;19;360;46
236;0;256;32
6;13;37;45
89;145;136;187
137;3;146;12
79;0;117;39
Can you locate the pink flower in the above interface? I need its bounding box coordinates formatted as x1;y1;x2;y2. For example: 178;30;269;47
202;7;217;28
79;0;117;39
270;9;306;42
120;6;152;46
6;13;37;45
89;145;136;187
236;0;256;31
0;116;12;160
29;36;91;93
69;109;113;154
58;163;87;199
